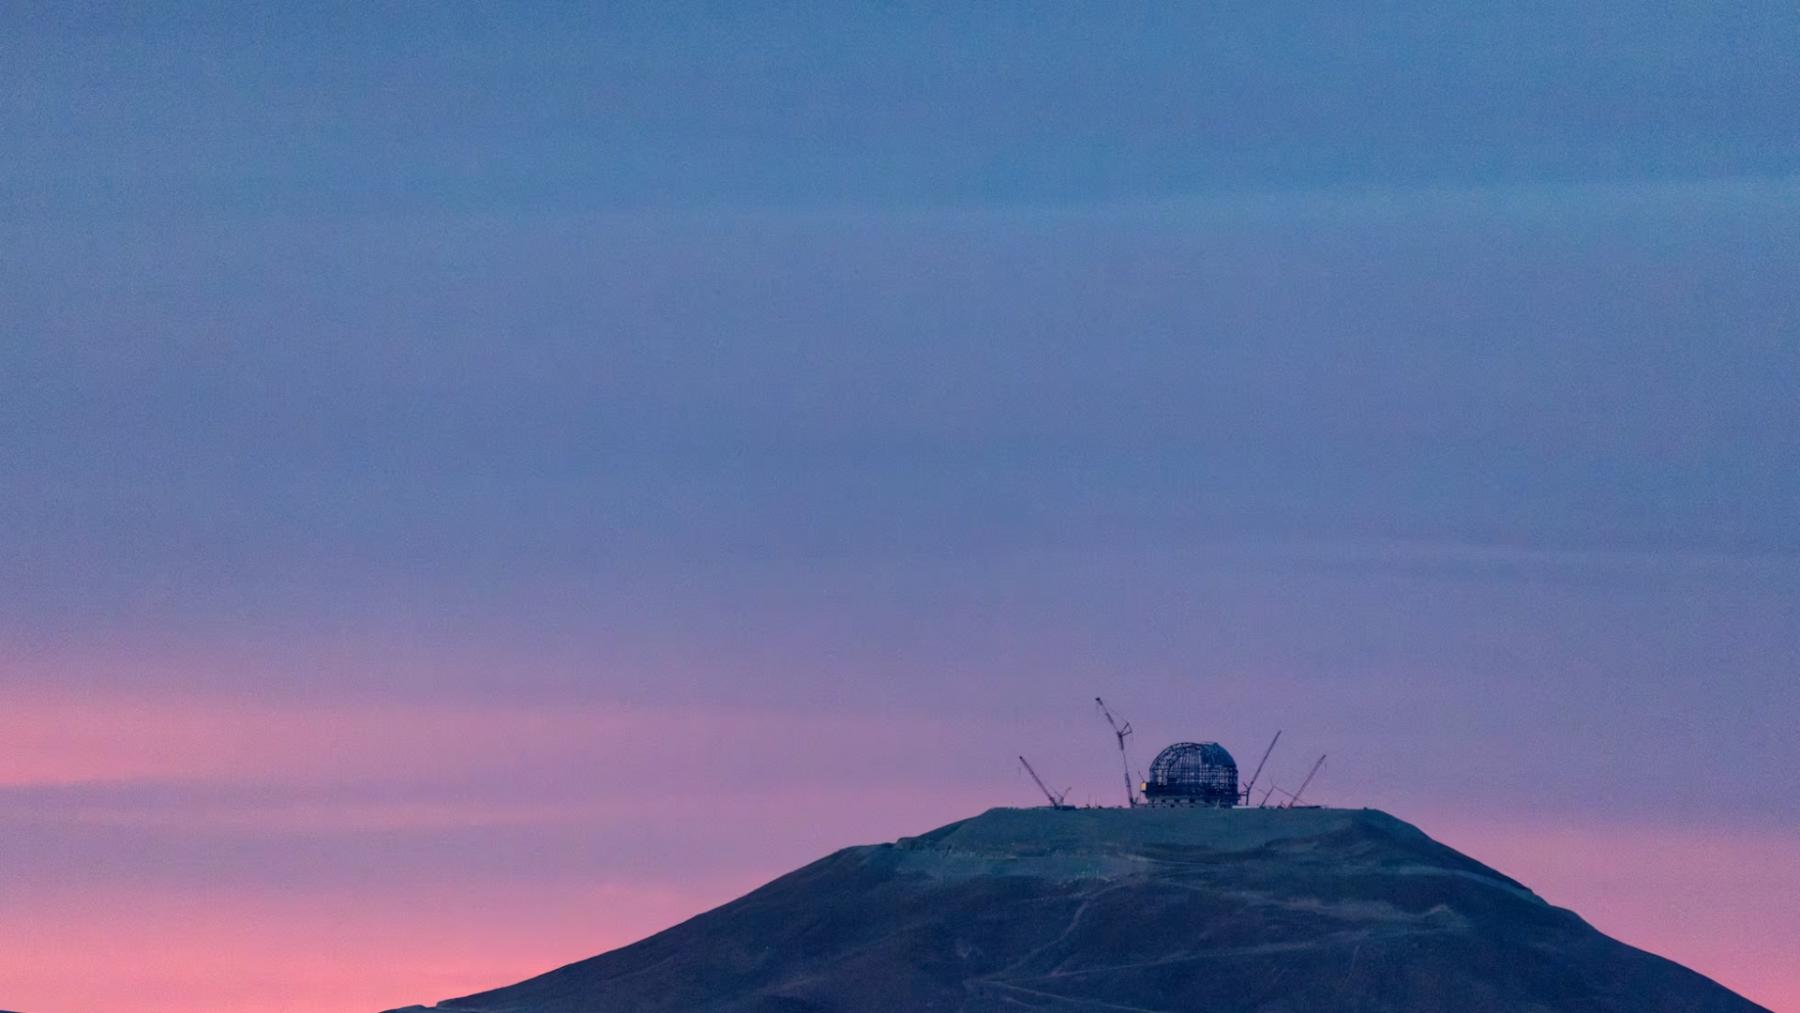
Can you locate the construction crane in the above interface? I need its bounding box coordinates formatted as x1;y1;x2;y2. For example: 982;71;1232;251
1018;755;1074;810
1094;696;1138;807
1288;754;1326;807
1241;730;1281;806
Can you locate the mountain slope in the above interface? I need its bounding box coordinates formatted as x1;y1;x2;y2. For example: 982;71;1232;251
387;807;1768;1013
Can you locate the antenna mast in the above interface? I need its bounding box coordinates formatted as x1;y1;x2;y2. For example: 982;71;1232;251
1018;755;1072;809
1094;696;1138;807
1288;754;1326;807
1241;730;1281;806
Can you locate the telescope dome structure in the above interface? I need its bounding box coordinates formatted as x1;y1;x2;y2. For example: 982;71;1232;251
1142;742;1238;807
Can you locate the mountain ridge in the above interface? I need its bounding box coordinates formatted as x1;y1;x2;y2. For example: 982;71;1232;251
386;806;1769;1013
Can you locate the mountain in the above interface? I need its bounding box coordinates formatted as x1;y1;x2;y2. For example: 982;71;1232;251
385;806;1768;1013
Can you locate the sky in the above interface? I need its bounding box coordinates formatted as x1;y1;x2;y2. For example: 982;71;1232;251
3;4;1798;1011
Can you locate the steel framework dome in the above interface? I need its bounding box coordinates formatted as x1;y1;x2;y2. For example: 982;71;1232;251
1142;742;1239;807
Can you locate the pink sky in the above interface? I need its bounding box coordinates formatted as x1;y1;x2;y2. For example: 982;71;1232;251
8;10;1799;1010
3;684;1793;1013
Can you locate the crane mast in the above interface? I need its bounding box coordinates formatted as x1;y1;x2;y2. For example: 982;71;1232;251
1241;730;1281;806
1094;696;1138;807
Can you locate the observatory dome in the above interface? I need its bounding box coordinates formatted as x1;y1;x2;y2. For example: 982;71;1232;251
1142;742;1238;807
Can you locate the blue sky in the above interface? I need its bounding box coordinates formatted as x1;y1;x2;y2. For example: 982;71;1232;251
7;5;1800;215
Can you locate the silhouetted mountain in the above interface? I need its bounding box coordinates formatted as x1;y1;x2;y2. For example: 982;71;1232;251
385;806;1767;1013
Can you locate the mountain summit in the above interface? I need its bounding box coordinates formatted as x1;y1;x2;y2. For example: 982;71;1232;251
386;806;1766;1012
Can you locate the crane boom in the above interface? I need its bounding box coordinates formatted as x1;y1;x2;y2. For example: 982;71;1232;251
1289;754;1326;807
1018;755;1069;808
1241;730;1281;805
1094;696;1138;807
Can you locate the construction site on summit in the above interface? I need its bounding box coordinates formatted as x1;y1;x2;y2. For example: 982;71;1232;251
1016;696;1327;813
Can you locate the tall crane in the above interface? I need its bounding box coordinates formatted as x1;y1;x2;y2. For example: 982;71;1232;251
1241;730;1281;806
1018;755;1073;810
1094;696;1138;807
1288;754;1326;807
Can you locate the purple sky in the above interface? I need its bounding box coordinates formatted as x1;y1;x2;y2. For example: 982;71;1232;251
4;6;1798;1011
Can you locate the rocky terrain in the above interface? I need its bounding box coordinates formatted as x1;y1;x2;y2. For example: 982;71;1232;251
386;806;1768;1012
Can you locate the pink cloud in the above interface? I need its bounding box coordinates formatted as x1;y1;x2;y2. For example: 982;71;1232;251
5;681;1794;1013
0;685;995;795
0;877;749;1013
